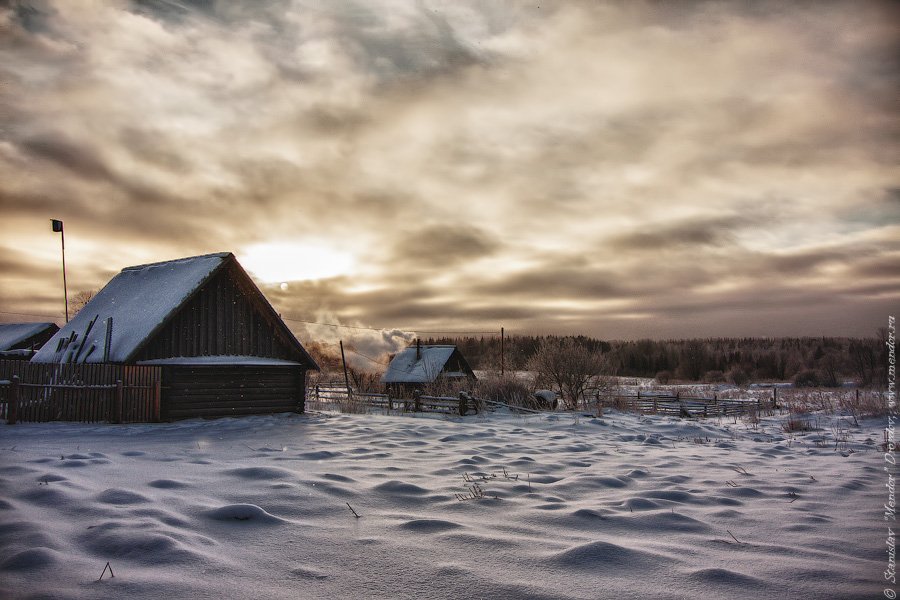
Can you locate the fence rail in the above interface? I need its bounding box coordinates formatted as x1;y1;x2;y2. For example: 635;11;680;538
601;392;775;418
308;383;479;416
0;360;161;424
309;382;778;419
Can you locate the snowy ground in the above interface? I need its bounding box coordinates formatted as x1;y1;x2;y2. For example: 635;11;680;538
0;408;886;599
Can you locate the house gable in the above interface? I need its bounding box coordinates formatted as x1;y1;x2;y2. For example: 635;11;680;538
381;345;476;385
32;252;317;370
133;258;316;368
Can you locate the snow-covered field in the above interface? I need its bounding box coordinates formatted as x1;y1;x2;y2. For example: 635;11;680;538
0;408;885;599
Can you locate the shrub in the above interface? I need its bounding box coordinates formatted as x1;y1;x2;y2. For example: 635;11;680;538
726;367;750;386
793;369;821;388
476;375;534;409
703;370;726;383
526;337;612;410
782;417;814;432
655;371;672;385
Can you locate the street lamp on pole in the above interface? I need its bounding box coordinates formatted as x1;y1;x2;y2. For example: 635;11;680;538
51;219;68;323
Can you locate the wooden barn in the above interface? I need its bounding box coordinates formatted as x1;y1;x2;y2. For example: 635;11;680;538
380;342;476;397
0;322;60;360
30;252;318;420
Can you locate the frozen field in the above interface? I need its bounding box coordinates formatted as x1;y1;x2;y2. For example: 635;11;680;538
0;408;885;599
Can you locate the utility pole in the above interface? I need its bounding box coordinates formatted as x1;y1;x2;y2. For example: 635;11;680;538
500;326;505;378
339;340;352;396
51;219;68;322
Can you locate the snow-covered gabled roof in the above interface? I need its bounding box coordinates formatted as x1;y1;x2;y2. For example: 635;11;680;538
32;253;230;364
380;345;475;384
0;322;60;351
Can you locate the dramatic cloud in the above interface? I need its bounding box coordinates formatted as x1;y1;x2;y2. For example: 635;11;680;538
2;0;898;343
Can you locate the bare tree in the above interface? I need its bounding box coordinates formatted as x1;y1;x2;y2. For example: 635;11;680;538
70;290;97;316
526;337;613;411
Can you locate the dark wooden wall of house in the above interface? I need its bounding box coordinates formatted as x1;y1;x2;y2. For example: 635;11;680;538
445;355;467;374
15;328;59;351
161;365;306;420
136;267;296;362
445;350;476;379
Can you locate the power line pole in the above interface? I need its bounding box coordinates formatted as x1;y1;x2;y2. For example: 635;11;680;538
51;219;68;322
500;326;505;378
340;340;352;396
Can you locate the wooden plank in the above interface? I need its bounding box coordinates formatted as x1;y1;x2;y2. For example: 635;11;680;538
166;405;301;418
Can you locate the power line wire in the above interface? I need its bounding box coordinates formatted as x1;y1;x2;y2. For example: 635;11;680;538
346;348;390;366
281;316;388;331
412;330;501;335
2;309;502;336
0;310;63;319
280;314;500;335
315;341;391;366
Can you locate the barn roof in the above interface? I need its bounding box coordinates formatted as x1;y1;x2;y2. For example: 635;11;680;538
30;252;317;369
0;323;59;351
380;345;475;384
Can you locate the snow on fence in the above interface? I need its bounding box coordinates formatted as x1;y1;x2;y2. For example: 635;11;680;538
309;382;479;416
0;360;161;424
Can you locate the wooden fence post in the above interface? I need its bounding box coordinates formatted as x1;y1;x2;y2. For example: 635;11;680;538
8;375;19;425
773;387;779;410
414;390;421;413
152;379;161;422
113;380;123;424
458;392;468;417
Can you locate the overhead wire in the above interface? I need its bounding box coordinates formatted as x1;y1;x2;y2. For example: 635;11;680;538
2;310;503;337
279;314;500;335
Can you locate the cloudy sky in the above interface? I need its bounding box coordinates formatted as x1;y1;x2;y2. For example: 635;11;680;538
2;0;898;346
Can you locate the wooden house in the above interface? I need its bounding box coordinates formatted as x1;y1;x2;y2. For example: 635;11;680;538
31;252;318;420
0;322;60;360
380;342;476;397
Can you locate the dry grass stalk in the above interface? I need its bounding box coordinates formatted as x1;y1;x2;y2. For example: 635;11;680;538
98;561;115;582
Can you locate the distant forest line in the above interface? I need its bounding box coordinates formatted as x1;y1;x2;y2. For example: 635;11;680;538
421;334;890;388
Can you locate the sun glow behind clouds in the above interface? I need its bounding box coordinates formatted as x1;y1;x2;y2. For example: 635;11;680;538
239;241;355;283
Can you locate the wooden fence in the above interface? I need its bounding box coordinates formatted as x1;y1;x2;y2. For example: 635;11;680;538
0;360;161;424
601;390;776;418
309;382;479;416
310;382;777;419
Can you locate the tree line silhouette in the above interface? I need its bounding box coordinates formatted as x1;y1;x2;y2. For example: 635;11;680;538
423;333;889;387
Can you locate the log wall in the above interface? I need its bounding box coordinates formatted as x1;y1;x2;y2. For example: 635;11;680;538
161;365;306;420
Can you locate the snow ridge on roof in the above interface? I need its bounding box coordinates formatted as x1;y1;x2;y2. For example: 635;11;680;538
122;252;232;272
32;253;230;364
381;345;459;384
